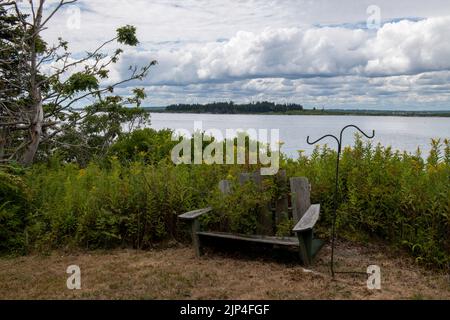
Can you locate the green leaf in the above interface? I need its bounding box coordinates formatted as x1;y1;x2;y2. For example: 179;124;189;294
117;25;139;46
64;72;99;95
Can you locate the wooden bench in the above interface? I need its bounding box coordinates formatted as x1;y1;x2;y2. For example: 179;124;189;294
179;173;324;266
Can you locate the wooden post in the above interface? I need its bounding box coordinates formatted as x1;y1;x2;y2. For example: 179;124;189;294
290;177;311;223
179;208;213;257
297;230;313;266
191;219;201;257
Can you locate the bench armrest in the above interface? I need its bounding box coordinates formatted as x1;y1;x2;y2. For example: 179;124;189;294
178;207;213;220
293;204;320;232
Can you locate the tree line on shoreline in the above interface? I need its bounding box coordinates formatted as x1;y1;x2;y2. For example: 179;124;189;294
165;101;305;114
158;103;450;117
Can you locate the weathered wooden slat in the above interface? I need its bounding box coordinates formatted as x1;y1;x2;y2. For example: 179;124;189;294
290;177;311;223
178;207;213;220
257;209;273;236
239;172;272;235
219;180;232;195
297;231;311;266
197;231;299;247
275;170;289;227
239;172;262;186
311;238;325;258
293;204;320;232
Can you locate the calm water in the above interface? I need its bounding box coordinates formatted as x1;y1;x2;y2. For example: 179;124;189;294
149;113;450;159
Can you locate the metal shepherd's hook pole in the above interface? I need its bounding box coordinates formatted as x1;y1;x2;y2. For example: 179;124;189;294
307;125;375;278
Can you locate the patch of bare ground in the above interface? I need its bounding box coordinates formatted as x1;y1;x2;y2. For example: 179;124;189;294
0;240;448;300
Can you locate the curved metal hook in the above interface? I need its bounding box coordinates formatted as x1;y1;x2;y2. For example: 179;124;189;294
307;134;340;147
305;124;375;278
340;125;375;141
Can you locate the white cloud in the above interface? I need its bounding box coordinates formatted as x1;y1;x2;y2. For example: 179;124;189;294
44;0;450;49
364;17;450;75
37;0;450;109
112;16;450;84
110;71;450;110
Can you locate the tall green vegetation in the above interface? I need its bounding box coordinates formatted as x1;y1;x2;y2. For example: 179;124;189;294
25;160;223;250
285;137;450;267
0;3;448;270
0;129;448;268
0;166;30;252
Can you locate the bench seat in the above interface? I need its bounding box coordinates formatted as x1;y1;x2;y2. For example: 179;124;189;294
197;231;299;246
196;231;324;260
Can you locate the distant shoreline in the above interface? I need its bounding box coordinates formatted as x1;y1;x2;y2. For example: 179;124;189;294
145;108;450;118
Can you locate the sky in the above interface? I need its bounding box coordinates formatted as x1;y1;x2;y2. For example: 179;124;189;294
40;0;450;110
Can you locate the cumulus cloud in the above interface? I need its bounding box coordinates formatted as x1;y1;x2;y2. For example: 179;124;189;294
113;16;450;86
109;71;450;110
44;0;450;48
38;0;450;109
364;17;450;75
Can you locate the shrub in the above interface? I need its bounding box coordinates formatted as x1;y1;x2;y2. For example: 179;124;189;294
0;166;30;253
206;180;274;235
1;135;449;268
285;136;450;267
109;128;178;164
24;159;228;250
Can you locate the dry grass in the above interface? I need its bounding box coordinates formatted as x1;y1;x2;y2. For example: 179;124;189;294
0;240;449;300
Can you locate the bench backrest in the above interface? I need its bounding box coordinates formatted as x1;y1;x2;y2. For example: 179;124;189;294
290;177;311;223
218;171;312;234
